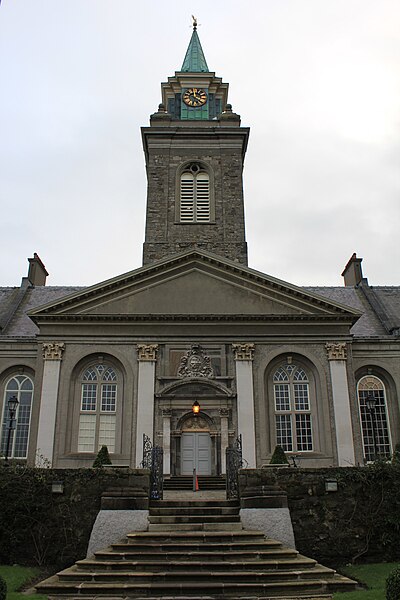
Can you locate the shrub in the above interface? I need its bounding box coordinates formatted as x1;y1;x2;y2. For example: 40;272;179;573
0;575;7;600
93;445;112;468
270;445;289;465
392;442;400;465
386;565;400;600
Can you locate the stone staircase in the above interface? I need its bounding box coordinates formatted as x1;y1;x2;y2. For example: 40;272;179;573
36;499;357;599
163;475;226;491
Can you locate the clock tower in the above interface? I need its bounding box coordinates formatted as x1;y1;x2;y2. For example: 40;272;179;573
142;21;249;265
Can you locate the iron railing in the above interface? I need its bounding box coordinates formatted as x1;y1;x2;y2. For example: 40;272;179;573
141;434;163;500
226;434;243;500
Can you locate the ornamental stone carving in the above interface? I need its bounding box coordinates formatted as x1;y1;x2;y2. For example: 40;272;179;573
219;408;229;418
42;342;65;361
232;343;255;361
326;342;347;361
183;416;209;430
177;345;214;378
137;344;158;361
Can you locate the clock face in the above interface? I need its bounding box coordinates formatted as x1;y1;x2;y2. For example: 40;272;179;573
183;88;207;107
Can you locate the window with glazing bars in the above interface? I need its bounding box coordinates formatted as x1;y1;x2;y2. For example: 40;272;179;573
273;364;313;452
358;375;391;462
78;364;117;453
0;375;34;459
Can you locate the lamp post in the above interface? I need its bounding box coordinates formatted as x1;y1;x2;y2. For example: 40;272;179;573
4;395;19;464
365;393;378;461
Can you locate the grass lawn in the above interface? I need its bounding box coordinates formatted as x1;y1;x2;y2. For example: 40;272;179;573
334;562;400;599
0;565;47;600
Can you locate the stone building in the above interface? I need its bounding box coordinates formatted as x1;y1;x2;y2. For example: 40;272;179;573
1;26;399;473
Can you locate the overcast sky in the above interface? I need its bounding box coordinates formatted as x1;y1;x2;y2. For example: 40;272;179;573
1;0;399;288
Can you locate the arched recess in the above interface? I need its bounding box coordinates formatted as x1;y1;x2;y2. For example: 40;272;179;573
157;378;233;477
0;366;35;460
67;353;126;457
175;161;215;223
263;353;330;462
355;366;399;462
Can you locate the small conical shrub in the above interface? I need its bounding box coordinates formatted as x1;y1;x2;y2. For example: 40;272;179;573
93;445;112;468
392;442;400;464
0;575;7;600
270;445;289;465
386;565;400;600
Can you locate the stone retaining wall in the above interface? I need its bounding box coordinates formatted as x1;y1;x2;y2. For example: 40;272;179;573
239;465;400;566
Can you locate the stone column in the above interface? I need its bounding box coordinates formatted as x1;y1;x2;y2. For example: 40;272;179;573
232;343;257;468
326;342;355;466
36;342;65;466
219;408;229;474
135;344;158;468
162;408;171;476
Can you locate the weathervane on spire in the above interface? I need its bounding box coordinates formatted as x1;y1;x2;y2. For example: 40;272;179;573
192;15;198;29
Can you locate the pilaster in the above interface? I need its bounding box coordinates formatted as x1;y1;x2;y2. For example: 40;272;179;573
326;342;355;466
36;342;65;466
232;343;256;468
135;344;158;467
219;408;229;474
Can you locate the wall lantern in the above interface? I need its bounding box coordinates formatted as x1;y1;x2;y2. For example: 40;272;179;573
192;400;200;415
51;481;64;494
325;478;338;493
365;393;377;412
4;395;19;463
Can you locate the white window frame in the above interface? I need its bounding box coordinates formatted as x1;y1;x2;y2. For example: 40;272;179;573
77;364;118;454
357;375;392;462
273;364;313;453
0;374;34;460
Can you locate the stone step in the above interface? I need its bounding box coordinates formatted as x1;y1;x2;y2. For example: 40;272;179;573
163;476;226;491
149;506;239;516
150;500;238;508
126;530;262;542
78;556;318;571
148;521;243;531
148;515;241;524
36;575;356;597
57;565;337;583
96;547;300;562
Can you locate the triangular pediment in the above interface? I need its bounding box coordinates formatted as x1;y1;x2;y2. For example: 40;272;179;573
29;251;360;323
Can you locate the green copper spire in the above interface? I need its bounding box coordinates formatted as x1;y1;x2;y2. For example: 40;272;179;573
181;18;209;72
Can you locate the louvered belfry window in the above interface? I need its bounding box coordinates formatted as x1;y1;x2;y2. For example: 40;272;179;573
180;163;210;222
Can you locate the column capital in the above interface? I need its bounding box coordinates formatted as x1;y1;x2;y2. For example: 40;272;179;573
137;344;158;361
162;408;172;418
219;408;229;418
42;342;65;361
232;343;255;361
326;342;347;361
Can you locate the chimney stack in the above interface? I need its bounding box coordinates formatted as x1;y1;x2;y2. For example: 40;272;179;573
341;253;363;286
28;253;48;286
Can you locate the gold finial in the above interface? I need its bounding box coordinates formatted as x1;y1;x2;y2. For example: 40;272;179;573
192;15;198;29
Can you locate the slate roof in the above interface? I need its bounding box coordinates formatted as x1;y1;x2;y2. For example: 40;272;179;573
0;286;82;337
0;281;399;339
304;287;389;337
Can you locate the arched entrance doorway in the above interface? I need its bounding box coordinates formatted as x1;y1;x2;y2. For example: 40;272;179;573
156;378;235;476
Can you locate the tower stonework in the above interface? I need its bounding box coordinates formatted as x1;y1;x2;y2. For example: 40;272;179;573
142;25;249;266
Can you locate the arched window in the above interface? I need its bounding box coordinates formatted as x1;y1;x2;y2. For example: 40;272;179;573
77;363;117;453
180;163;210;222
273;363;313;452
0;375;34;459
358;375;391;461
